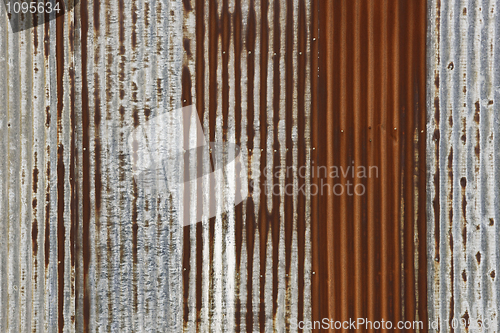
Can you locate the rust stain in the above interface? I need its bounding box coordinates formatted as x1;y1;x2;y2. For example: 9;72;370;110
45;166;51;269
314;0;428;331
56;5;66;330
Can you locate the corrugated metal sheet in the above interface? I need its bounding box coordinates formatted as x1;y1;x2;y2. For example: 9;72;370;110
8;0;500;332
427;0;500;331
0;0;314;332
1;5;67;333
312;0;428;331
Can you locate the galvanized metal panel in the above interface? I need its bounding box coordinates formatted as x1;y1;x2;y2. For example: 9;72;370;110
0;5;64;332
0;0;313;332
427;0;500;331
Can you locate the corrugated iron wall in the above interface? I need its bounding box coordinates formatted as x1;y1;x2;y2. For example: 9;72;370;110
5;0;500;332
428;0;500;331
312;0;428;331
0;0;314;331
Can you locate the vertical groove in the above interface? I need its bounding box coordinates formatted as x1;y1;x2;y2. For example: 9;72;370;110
237;1;249;331
0;7;8;331
366;1;375;330
20;16;33;333
353;0;362;322
182;0;197;331
302;0;312;328
200;0;210;331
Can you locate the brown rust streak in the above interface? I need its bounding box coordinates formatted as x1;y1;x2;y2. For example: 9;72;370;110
33;12;40;51
433;106;440;262
352;0;364;322
68;3;78;327
377;0;390;325
221;0;229;141
448;147;454;333
366;0;376;328
313;0;331;325
258;0;269;329
208;0;218;145
402;0;413;326
131;180;138;315
131;0;137;50
274;0;284;322
233;0;242;149
195;0;204;323
360;0;370;322
207;0;218;327
373;2;385;326
181;58;193;327
32;156;39;258
56;3;65;331
33;152;40;259
45;161;51;269
105;0;114;323
390;0;402;326
233;0;243;329
181;1;197;318
416;0;428;328
272;1;284;320
309;0;320;326
245;0;256;329
402;0;416;329
295;0;307;327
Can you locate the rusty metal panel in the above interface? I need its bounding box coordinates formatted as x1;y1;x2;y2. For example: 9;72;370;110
427;0;500;331
1;0;314;331
312;0;428;331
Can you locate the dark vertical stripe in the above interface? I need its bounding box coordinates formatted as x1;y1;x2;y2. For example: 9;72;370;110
258;0;268;329
194;0;204;325
271;0;280;322
245;0;256;329
221;0;229;141
296;0;307;327
80;0;90;327
233;0;243;330
312;0;330;324
69;3;78;329
181;64;193;329
56;3;65;331
310;0;320;325
417;0;428;328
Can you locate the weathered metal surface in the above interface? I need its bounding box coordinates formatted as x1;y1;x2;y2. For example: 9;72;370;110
12;0;500;332
312;1;428;331
427;0;500;332
0;5;67;333
0;0;313;332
